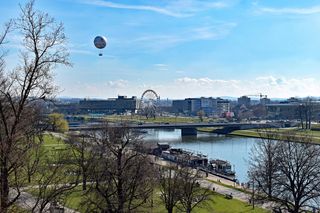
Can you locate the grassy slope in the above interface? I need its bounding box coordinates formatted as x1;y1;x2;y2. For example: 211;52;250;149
197;126;320;143
229;128;320;143
64;187;268;213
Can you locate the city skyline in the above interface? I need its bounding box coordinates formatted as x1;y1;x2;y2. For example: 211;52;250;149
1;0;320;99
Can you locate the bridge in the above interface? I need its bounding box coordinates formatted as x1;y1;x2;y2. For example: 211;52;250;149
70;122;280;136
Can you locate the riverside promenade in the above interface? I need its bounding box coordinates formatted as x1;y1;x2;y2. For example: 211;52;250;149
152;156;250;202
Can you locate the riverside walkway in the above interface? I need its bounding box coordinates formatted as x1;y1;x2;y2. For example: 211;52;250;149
153;156;250;202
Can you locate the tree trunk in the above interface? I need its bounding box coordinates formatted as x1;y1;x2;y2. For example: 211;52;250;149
299;107;304;129
305;108;308;130
292;202;300;213
0;162;9;213
308;106;311;130
186;206;192;213
117;152;124;213
82;173;87;191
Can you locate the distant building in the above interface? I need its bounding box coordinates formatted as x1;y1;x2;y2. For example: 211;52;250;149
53;96;138;115
287;97;300;103
53;103;79;114
266;98;320;120
200;97;215;115
171;97;230;117
216;98;230;116
186;98;201;115
172;100;189;114
238;96;251;107
79;96;138;114
266;103;300;120
260;97;271;105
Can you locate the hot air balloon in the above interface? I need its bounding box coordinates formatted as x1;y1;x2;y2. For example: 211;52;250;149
94;36;107;56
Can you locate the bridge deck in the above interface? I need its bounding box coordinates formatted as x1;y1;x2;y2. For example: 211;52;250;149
69;122;274;131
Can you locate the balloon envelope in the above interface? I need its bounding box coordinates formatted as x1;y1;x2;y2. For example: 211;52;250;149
94;36;107;49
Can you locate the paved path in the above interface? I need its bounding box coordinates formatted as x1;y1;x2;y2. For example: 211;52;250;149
10;188;79;213
153;157;282;212
199;179;249;202
153;157;250;202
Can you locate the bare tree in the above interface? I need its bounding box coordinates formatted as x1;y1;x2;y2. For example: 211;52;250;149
24;134;44;184
248;130;280;201
176;167;212;213
0;0;70;211
275;134;320;212
30;148;79;213
197;110;205;122
68;133;94;191
81;124;157;213
298;98;314;130
248;132;320;212
298;104;305;129
159;166;181;213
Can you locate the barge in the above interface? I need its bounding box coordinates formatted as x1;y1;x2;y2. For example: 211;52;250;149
154;143;236;181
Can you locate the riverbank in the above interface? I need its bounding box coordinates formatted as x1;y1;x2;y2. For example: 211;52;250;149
197;127;320;143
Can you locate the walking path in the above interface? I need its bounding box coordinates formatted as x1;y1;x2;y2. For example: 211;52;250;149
10;188;79;213
153;157;250;202
153;156;281;211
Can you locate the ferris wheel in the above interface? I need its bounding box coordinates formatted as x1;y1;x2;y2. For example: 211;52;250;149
139;89;160;118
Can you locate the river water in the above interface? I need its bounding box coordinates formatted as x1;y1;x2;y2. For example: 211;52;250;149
142;129;260;183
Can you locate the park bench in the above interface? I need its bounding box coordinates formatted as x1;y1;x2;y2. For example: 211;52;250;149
225;193;233;199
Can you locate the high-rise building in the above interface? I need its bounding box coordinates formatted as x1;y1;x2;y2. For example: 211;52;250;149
216;98;230;116
171;97;230;117
238;96;251;107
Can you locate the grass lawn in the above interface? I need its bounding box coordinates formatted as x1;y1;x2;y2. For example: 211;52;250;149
63;187;268;213
42;133;67;148
229;128;320;143
206;179;251;195
197;127;222;132
22;133;78;186
203;193;268;213
8;205;31;213
40;133;71;158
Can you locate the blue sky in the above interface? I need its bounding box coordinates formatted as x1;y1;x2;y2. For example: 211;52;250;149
1;0;320;99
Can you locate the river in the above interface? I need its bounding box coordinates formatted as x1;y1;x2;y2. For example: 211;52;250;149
142;129;260;184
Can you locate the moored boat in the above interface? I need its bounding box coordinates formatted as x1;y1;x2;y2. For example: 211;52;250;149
209;159;235;176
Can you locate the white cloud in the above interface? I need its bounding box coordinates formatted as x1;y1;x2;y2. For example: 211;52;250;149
81;0;188;17
191;23;237;39
59;76;320;99
257;5;320;15
154;64;169;71
132;22;236;51
107;79;128;88
80;0;229;18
